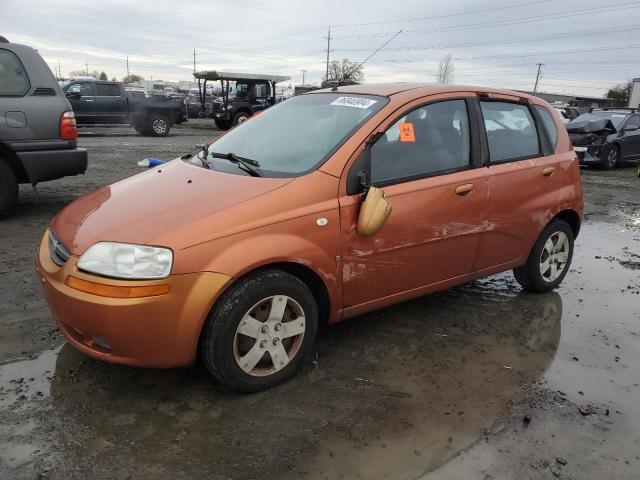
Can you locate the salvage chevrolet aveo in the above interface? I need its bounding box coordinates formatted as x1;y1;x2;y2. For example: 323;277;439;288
36;84;583;392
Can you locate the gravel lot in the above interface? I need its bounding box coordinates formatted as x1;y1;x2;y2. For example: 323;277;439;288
1;121;639;479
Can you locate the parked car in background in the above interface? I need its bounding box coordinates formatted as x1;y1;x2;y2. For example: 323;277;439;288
37;83;583;392
61;79;187;136
567;108;640;169
0;37;87;213
186;93;202;118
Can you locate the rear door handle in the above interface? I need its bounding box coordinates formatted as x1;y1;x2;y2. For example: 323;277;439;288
543;167;555;177
455;183;475;196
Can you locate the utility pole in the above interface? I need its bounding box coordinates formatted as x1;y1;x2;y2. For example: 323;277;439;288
193;48;196;72
301;69;307;85
126;56;130;81
85;60;89;76
325;27;331;81
533;63;544;93
57;62;61;80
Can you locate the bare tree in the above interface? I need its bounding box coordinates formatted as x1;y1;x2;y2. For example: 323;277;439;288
327;58;364;83
436;54;455;84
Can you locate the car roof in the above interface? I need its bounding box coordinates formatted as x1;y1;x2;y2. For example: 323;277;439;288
312;82;543;101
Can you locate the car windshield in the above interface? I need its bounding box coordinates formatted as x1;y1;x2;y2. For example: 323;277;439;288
191;93;387;177
572;112;628;128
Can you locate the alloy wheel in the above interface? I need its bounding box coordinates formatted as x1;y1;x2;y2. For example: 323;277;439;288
539;231;569;282
607;148;618;168
152;119;167;134
233;295;306;377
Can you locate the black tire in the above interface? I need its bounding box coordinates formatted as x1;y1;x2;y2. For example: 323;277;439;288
232;111;251;126
0;160;18;215
200;269;319;392
214;118;232;131
513;219;574;293
601;144;619;170
147;115;171;137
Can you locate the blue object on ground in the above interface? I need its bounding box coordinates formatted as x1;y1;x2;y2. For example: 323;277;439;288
137;158;166;168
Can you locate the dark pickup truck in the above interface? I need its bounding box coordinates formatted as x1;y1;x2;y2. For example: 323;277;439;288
61;80;187;136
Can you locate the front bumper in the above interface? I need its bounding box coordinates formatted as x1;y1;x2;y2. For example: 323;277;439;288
18;147;87;184
35;231;230;368
574;146;603;166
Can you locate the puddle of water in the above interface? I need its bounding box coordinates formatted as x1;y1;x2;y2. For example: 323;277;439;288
2;220;636;480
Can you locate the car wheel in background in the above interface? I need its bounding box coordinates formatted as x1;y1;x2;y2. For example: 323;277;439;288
148;115;170;137
513;219;574;293
601;144;619;170
0;160;18;214
200;269;319;392
232;112;251;126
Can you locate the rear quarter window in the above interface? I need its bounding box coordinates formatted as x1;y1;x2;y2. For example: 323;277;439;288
534;105;559;148
0;48;30;96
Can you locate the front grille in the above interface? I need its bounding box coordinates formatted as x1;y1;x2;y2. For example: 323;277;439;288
48;230;71;266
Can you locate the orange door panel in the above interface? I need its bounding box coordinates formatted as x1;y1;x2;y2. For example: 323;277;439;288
339;168;486;308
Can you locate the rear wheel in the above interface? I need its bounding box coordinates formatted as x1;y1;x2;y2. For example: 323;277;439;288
200;269;319;392
601;144;619;170
513;219;574;293
148;115;170;137
0;160;18;214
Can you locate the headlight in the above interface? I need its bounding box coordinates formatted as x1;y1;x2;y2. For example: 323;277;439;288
77;242;173;280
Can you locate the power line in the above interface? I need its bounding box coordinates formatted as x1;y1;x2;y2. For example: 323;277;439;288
332;24;640;53
331;2;640;39
331;0;554;28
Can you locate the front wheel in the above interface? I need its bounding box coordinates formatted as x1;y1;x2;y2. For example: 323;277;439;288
200;270;319;392
148;115;171;137
601;145;619;170
513;219;574;293
232;111;251;126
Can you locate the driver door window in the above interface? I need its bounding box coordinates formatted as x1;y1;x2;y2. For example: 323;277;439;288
371;99;471;185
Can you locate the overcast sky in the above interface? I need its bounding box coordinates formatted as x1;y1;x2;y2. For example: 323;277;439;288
2;0;639;97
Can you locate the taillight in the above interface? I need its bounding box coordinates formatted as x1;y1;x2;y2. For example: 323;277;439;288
59;111;77;140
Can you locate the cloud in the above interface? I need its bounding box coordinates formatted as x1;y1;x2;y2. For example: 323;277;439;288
2;0;638;96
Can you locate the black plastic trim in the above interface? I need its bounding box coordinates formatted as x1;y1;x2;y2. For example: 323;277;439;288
16;148;87;184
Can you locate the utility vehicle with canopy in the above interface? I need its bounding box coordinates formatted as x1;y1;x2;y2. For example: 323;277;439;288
193;71;290;130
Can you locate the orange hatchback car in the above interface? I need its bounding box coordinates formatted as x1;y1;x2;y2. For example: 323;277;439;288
36;84;583;391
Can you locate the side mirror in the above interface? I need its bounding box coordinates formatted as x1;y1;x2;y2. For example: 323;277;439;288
357;186;392;236
66;91;81;100
625;124;639;132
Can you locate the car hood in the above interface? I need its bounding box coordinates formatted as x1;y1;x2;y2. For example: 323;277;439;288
51;160;292;255
566;118;617;134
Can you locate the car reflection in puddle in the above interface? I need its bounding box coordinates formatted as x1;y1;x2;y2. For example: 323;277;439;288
1;280;561;480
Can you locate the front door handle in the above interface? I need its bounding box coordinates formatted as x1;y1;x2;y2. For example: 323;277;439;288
543;167;555;177
455;183;475;196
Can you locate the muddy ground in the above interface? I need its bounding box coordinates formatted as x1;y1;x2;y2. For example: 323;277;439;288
1;121;639;480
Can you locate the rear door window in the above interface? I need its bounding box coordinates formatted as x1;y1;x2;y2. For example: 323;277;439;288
96;83;121;96
68;82;94;96
534;105;559;148
480;101;540;162
371;99;471;184
0;48;30;96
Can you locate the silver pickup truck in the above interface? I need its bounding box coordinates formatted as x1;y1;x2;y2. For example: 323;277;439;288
0;36;87;213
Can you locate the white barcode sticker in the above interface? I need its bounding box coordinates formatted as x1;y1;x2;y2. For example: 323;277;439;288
330;96;378;109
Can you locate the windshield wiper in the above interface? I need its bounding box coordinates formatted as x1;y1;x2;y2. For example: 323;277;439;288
209;152;261;177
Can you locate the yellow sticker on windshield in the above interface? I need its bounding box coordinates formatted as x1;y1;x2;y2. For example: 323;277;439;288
399;123;415;142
